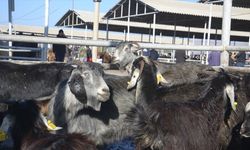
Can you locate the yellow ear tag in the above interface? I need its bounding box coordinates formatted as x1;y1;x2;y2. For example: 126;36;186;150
0;130;8;142
234;102;238;107
127;81;131;85
47;120;57;130
157;73;163;85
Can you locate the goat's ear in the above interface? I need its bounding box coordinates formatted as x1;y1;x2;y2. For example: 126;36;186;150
132;57;145;70
127;68;140;90
127;57;145;90
156;71;169;85
40;113;62;131
225;84;237;111
130;42;140;53
68;70;86;98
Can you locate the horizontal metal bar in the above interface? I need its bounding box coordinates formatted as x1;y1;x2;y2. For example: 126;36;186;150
1;34;250;51
0;56;41;61
0;45;42;51
0;34;118;47
0;49;40;52
139;43;250;51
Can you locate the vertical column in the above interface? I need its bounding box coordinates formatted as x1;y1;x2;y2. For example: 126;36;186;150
159;32;162;44
8;0;14;59
43;0;49;61
84;25;88;40
221;0;232;66
106;19;109;40
92;0;101;62
207;3;213;46
152;13;156;44
127;0;131;41
248;34;250;46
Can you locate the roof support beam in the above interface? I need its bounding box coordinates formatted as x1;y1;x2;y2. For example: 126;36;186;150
109;12;156;20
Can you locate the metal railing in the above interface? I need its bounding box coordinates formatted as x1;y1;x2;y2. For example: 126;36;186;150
1;34;250;51
0;34;250;65
0;44;42;61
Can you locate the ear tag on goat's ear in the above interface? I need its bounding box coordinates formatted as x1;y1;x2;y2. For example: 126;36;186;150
47;120;57;130
234;102;238;108
40;113;62;131
127;81;131;85
157;73;164;85
0;130;8;142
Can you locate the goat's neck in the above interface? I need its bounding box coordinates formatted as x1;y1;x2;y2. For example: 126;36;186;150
121;53;137;69
200;77;230;113
135;69;158;104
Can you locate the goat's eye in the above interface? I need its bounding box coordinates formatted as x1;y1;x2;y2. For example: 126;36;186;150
82;72;89;78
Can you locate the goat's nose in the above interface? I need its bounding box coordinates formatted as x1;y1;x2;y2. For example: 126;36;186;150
97;87;110;102
102;88;109;93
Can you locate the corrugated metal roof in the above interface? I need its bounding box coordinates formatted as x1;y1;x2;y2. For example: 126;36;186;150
139;0;250;20
55;10;249;39
199;0;250;8
74;10;104;23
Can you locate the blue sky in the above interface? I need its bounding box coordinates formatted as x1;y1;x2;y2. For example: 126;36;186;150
0;0;197;27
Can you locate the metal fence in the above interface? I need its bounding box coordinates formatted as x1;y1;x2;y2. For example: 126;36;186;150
0;34;250;66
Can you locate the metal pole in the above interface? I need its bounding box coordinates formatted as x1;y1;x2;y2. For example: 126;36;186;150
106;19;109;40
71;0;74;39
205;4;213;65
152;13;156;44
43;0;49;61
124;29;126;41
221;0;232;66
172;23;176;44
159;32;162;44
2;34;250;51
127;0;131;41
84;25;88;40
201;22;207;64
207;4;212;46
92;0;101;62
215;28;218;45
148;23;151;42
248;34;250;46
187;26;190;45
202;22;207;46
8;0;14;59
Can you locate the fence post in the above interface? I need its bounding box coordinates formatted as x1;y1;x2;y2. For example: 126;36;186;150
220;0;232;66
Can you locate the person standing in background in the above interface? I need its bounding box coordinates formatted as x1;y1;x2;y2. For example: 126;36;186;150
53;29;67;62
231;51;246;67
86;46;92;62
208;51;220;66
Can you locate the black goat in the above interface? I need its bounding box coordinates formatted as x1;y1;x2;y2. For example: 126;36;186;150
0;61;74;102
241;102;250;137
0;100;96;150
111;42;216;86
126;57;236;150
